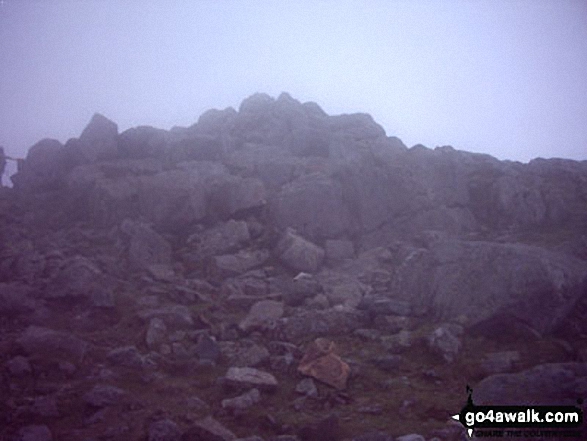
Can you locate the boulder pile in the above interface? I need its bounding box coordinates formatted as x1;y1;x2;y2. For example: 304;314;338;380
1;92;586;440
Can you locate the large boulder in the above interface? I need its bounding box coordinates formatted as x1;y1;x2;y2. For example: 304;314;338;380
276;229;325;274
120;220;172;271
11;139;72;192
473;362;587;406
76;113;119;162
388;240;587;335
270;174;350;241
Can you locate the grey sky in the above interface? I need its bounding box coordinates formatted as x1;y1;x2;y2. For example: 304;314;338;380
1;0;586;165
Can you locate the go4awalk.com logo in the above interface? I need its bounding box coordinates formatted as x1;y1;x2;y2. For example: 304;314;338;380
451;386;584;438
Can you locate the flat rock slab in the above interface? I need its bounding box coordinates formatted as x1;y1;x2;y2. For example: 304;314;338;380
298;338;350;390
17;326;89;363
223;367;278;391
183;415;236;441
239;300;284;332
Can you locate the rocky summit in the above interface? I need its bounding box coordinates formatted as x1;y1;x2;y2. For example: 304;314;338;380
1;92;586;440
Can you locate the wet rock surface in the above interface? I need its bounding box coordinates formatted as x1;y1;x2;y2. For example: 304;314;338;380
1;93;587;440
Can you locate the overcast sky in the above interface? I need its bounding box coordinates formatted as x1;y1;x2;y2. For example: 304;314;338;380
1;0;586;168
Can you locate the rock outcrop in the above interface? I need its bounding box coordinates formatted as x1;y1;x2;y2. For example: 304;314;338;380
1;92;586;441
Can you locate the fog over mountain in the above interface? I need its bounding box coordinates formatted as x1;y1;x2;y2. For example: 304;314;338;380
1;0;586;178
0;91;586;440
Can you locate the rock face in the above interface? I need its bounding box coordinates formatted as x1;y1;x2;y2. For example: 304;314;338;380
2;92;587;441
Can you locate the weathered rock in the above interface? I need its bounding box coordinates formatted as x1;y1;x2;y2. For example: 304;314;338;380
229;343;270;368
107;346;145;369
210;249;270;279
11;138;71;192
427;324;463;363
83;384;126;408
207;175;266;219
295;378;318;397
480;351;521;375
183;415;236;441
298;338;350;390
276;229;325;273
148;419;182;441
190;220;250;259
317;271;366;308
239;300;284;333
269;174;351;241
194;333;221;364
221;388;261;411
138;169;208;229
389;240;587;334
223;367;278;391
118;126;169;159
280;308;366;343
473;362;587;406
146;318;168;350
17;326;89;363
77;113;119;162
121;219;172;271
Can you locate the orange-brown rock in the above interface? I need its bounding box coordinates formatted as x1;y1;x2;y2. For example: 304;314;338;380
297;338;350;390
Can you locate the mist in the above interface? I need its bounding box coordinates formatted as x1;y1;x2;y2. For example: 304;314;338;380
1;0;586;169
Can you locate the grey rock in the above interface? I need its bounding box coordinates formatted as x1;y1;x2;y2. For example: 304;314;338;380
295;378;318;397
239;300;284;333
211;249;270;279
223;367;278;391
230;343;270;367
83;384;126;407
276;229;325;273
17;326;89;363
481;351;521;375
148;419;182;441
121;219;172;271
138;168;208;229
77;113;119;162
389;240;587;335
221;388;261;411
208;175;266;219
280;308;365;343
146;317;168;350
189;220;250;260
194;334;221;363
11;138;71;192
317;270;366;308
269;174;351;241
183;415;236;441
14;424;53;441
427;324;462;363
473;362;587;405
107;346;145;368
